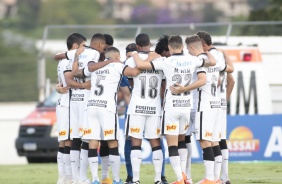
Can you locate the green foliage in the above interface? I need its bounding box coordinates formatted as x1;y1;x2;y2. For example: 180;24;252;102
0;36;38;102
39;0;111;25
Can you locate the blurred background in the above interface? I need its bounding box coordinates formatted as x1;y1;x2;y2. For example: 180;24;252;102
0;0;282;165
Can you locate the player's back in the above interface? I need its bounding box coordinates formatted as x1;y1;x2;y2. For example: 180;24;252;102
87;62;124;113
161;54;202;110
126;52;164;116
197;49;225;111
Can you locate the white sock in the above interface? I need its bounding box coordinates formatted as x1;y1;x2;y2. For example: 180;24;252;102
204;160;215;181
214;155;222;180
79;149;88;182
152;149;163;182
178;148;188;173
89;156;99;182
101;156;110;180
63;153;72;179
169;156;183;181
131;149;142;182
57;150;65;178
70;150;80;181
109;154;121;182
186;143;192;178
221;149;229;181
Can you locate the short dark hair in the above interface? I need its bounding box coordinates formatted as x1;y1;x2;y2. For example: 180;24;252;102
168;35;183;50
135;33;150;47
103;34;114;46
196;31;212;46
105;46;120;58
91;33;106;43
125;43;137;53
66;33;86;50
155;35;169;54
185;35;201;45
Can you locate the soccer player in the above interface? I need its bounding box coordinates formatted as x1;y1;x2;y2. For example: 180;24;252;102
125;33;164;184
133;35;215;184
176;33;233;184
99;33;115;184
217;50;235;184
82;47;141;184
56;33;90;184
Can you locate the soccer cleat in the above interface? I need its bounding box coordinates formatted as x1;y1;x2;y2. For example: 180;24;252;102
154;181;162;184
113;179;123;184
130;181;140;184
92;181;100;184
196;179;216;184
78;179;91;184
221;180;231;184
170;179;185;184
101;178;112;184
185;178;193;184
161;176;168;184
124;176;133;184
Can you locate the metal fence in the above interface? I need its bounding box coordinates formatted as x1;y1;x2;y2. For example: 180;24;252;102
4;21;282;102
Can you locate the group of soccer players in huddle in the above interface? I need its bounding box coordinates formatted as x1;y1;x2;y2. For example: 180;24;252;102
55;31;235;184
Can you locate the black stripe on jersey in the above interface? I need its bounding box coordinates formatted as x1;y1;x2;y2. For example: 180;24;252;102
197;52;207;57
161;111;165;135
163;89;168;108
197;89;202;112
114;114;118;140
220;64;227;72
65;52;69;60
82;67;86;77
150;61;156;71
115;74;123;113
64;70;72;73
197;71;206;74
200;58;205;67
122;65;128;75
172;53;184;56
125;115;130;136
200;111;203;140
208;47;217;52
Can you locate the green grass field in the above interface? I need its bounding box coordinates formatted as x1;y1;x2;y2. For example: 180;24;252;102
0;162;281;184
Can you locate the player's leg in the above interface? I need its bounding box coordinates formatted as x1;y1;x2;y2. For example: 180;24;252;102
126;114;145;183
185;111;195;182
56;106;71;183
219;109;230;183
86;108;101;183
212;109;223;183
162;110;184;183
78;109;90;183
102;111;121;183
78;141;90;183
70;102;82;182
195;111;215;183
124;136;133;184
146;116;163;184
160;138;168;184
100;140;111;183
178;110;190;175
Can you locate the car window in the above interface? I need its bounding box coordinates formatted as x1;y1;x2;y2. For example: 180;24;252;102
42;90;60;107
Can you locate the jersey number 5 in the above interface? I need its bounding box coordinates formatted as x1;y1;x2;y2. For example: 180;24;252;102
94;75;106;96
